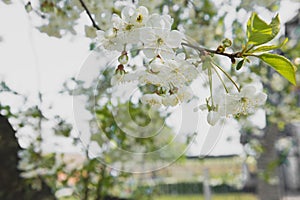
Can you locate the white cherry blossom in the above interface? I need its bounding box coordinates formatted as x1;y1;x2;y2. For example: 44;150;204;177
96;3;270;122
97;6;149;51
140;14;183;59
164;58;198;87
140;93;162;108
111;70;142;86
139;71;168;87
176;86;193;102
121;6;149;28
224;85;267;116
162;95;179;106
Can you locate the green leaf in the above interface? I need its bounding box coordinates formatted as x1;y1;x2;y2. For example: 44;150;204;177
249;38;288;53
89;42;96;51
236;59;245;70
258;53;297;85
247;13;280;46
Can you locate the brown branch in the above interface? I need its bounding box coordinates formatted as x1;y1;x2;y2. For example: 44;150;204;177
78;0;101;30
181;42;242;64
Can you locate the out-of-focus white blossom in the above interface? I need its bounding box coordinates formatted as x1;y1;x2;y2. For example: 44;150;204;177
275;137;293;152
20;167;53;178
55;188;74;198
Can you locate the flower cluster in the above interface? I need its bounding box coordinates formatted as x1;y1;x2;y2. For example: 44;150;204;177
97;5;193;105
96;5;268;126
199;85;267;125
97;5;182;54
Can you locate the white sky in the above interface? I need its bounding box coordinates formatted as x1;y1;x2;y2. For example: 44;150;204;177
0;0;299;157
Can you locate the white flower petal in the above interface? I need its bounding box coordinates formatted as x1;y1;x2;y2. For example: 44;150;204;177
143;48;156;58
150;59;165;73
112;14;122;28
159;48;175;59
255;92;267;105
225;94;240;115
241;85;256;97
207;111;220;126
123;72;139;82
134;6;149;26
104;28;117;39
141;94;162;107
137;6;149;17
139;28;156;44
161;14;173;30
162;95;179;106
166;30;183;48
111;74;124;86
96;30;105;41
176;86;193;102
146;14;162;28
121;6;135;21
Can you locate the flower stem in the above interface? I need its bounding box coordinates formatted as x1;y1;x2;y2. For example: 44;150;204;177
212;65;229;93
212;61;241;92
207;64;214;106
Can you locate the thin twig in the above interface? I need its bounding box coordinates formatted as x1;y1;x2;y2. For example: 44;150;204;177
78;0;101;30
182;42;242;62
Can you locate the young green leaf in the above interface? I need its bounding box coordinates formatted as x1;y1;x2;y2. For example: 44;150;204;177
248;38;288;53
247;13;280;46
89;42;96;50
236;59;245;70
258;53;297;85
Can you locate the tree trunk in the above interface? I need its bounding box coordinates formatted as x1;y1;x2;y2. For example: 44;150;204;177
257;124;281;200
0;115;56;200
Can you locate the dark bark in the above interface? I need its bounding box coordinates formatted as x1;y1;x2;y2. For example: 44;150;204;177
257;124;281;200
0;115;56;200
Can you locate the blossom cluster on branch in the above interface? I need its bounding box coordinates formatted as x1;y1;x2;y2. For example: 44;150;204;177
96;4;269;126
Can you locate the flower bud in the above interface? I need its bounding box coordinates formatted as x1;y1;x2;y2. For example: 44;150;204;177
207;111;220;126
118;53;129;65
115;64;126;75
222;38;232;47
216;45;225;53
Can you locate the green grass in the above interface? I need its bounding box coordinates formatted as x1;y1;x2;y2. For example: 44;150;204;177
155;193;257;200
